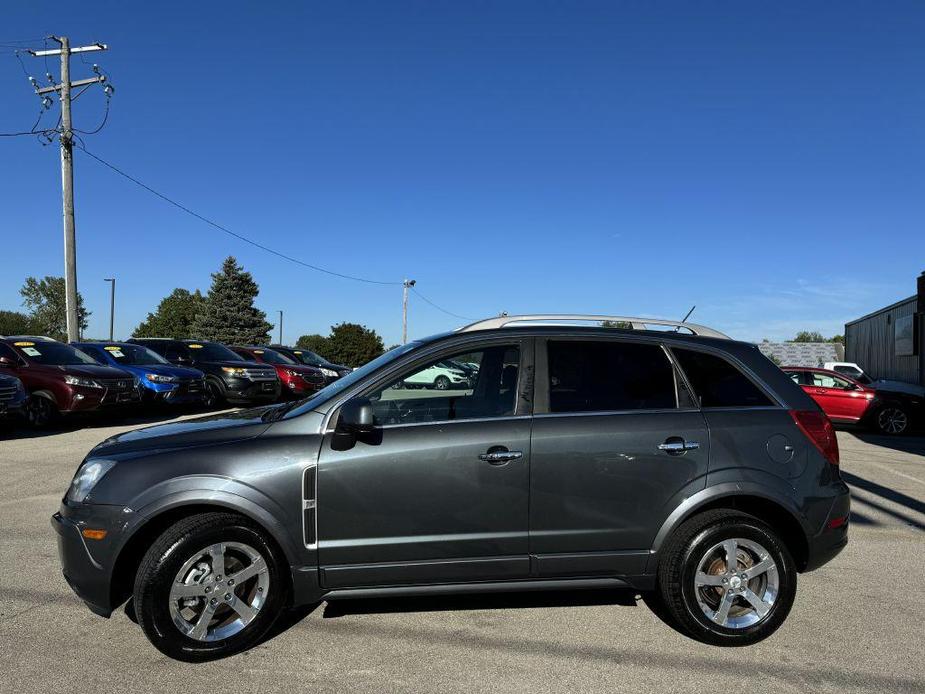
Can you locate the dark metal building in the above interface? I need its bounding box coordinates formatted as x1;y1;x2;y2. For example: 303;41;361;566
845;272;924;386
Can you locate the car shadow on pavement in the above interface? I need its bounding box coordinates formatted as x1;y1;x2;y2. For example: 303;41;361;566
842;470;925;531
852;432;925;457
319;588;640;619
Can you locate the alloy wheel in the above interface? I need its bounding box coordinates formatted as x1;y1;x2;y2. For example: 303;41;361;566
168;541;270;642
28;396;54;427
693;537;779;629
877;407;908;435
434;376;450;390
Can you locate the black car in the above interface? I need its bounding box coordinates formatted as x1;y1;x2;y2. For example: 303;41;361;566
127;338;280;407
0;372;28;422
56;315;849;661
269;345;351;384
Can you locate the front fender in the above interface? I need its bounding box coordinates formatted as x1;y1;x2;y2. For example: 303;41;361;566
122;477;302;566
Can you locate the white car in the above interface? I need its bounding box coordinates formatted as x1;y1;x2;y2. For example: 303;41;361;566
824;361;925;399
401;363;471;390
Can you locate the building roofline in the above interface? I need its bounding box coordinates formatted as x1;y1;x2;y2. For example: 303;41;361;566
845;295;917;327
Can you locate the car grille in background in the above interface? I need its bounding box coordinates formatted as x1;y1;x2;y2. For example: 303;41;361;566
301;372;325;386
98;379;133;392
0;384;18;402
244;368;277;381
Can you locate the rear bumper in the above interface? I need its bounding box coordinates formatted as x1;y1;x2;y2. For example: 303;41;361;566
52;501;129;618
803;482;850;572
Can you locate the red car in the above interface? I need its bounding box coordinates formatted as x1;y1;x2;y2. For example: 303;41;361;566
0;336;140;426
782;366;877;425
229;345;326;399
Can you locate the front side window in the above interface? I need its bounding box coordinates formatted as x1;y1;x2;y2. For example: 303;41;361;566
368;345;518;425
546;340;677;413
810;372;853;389
673;348;773;408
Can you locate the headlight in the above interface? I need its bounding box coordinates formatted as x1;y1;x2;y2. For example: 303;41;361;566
221;367;249;378
64;375;101;388
67;459;116;503
285;369;301;377
321;368;338;378
145;373;179;383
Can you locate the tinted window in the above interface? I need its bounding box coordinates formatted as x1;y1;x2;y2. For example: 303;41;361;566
547;340;677;413
97;344;168;366
10;341;99;366
673;348;773;408
254;349;296;366
368;345;517;424
188;342;243;362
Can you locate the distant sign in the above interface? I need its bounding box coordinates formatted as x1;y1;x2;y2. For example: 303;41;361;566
895;315;915;356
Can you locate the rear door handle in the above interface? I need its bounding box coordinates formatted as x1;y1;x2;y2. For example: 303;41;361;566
658;438;700;456
479;448;523;465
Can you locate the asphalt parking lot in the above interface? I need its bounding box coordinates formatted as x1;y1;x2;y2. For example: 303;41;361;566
2;415;923;694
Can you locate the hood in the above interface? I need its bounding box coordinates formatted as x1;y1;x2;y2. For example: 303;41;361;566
131;364;203;379
873;379;925;399
196;359;273;371
56;364;135;379
89;406;274;457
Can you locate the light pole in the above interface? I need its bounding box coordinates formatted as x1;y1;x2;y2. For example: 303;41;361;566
278;310;283;345
402;279;416;344
104;277;116;341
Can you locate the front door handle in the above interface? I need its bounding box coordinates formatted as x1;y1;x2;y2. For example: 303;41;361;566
479;447;523;465
658;437;700;456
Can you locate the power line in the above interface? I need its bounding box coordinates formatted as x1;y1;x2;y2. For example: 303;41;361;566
411;286;473;320
74;142;403;286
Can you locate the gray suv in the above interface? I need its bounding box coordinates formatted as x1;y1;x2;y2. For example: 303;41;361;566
52;315;850;661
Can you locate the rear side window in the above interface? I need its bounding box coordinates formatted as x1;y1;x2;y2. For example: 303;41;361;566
547;340;677;413
673;348;773;408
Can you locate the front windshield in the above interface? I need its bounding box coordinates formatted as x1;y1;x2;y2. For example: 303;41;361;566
12;341;99;366
281;341;420;419
292;349;324;366
190;343;244;362
257;349;297;366
99;344;169;366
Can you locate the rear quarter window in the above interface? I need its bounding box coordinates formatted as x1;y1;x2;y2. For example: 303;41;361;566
673;348;774;408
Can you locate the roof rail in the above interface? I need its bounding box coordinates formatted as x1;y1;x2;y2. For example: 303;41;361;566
456;314;730;339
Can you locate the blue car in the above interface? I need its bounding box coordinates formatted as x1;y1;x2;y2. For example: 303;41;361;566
74;342;207;406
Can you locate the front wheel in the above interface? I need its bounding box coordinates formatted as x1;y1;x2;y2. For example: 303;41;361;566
434;375;450;390
657;510;797;646
874;404;909;435
133;512;285;661
202;381;223;409
27;394;58;428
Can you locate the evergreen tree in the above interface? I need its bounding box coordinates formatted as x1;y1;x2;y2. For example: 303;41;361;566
134;288;205;338
20;276;90;341
191;257;272;344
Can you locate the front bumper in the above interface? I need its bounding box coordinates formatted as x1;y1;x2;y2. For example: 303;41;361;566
141;379;207;405
51;501;130;617
224;378;281;403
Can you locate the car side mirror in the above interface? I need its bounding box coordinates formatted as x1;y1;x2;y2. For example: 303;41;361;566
339;397;375;434
0;356;17;368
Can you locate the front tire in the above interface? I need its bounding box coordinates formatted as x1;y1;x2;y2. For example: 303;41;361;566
657;510;796;646
202;380;224;409
434;375;450;390
133;512;285;662
27;393;58;428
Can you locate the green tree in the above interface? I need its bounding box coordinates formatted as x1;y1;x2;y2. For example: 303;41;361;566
0;310;40;336
134;288;205;338
190;257;272;344
322;322;384;367
295;333;331;358
828;334;844;344
20;276;90;341
792;331;825;343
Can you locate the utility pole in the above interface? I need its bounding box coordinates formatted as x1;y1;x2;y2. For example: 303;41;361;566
402;279;416;344
29;37;109;343
278;310;283;344
104;277;115;340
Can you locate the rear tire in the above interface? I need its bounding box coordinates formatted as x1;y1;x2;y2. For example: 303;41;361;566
656;510;796;646
133;512;285;662
874;403;909;435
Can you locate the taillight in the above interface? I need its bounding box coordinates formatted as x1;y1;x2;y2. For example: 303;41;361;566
790;409;840;467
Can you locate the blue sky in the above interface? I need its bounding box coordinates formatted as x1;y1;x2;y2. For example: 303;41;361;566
2;1;923;345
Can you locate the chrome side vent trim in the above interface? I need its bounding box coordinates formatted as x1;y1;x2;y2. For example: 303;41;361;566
302;464;317;549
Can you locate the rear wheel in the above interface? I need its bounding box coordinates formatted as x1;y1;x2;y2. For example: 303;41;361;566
657;510;796;646
133;512;284;662
875;404;909;435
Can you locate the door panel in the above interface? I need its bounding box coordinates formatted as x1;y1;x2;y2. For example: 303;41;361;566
529;410;709;557
317;417;531;582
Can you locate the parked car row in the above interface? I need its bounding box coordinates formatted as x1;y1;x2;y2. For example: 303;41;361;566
0;334;350;428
